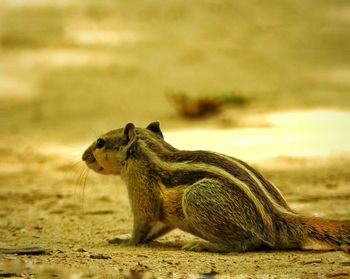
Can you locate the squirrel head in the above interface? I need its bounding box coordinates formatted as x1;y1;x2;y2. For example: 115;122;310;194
82;121;163;175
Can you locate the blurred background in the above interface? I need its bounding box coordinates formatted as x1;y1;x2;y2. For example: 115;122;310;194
1;0;350;146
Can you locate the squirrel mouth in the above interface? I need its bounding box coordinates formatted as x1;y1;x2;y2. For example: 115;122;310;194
84;161;105;173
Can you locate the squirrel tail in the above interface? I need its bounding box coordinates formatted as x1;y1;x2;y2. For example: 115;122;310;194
300;217;350;252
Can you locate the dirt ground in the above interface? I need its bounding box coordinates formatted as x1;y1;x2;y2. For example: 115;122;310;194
1;1;350;278
1;140;350;278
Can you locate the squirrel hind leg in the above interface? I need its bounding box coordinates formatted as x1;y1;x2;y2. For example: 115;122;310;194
182;178;265;252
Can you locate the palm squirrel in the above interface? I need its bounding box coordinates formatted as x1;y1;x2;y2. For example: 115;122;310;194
82;122;350;253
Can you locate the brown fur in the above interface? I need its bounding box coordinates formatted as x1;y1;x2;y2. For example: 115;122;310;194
82;122;350;253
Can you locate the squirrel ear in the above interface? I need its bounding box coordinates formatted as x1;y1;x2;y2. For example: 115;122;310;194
146;121;163;138
123;122;136;142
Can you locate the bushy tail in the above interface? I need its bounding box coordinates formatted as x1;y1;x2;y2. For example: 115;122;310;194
302;217;350;252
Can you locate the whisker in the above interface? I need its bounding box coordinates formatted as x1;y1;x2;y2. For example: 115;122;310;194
72;161;84;171
75;165;87;197
82;168;90;204
56;160;85;200
72;161;84;178
63;160;83;180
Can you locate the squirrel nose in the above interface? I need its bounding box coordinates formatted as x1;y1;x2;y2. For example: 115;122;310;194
82;150;90;161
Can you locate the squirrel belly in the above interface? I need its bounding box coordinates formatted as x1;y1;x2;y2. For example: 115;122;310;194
83;122;350;253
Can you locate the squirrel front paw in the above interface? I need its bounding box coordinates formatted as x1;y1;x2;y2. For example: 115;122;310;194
108;234;131;245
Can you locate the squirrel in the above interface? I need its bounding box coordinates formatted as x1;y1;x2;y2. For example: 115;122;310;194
82;121;350;253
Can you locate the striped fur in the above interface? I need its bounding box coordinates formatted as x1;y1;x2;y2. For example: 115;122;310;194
135;130;292;217
83;122;350;252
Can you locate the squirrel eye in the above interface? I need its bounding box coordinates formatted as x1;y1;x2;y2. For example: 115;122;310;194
96;138;105;149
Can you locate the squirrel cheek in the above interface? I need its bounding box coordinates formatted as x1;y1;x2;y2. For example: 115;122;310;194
93;150;109;169
93;150;122;175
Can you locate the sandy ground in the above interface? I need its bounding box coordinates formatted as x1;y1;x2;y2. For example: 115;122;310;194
1;1;350;278
0;134;350;278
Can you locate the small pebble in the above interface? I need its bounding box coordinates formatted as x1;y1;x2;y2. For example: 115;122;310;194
89;254;111;260
76;248;87;252
303;259;322;265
